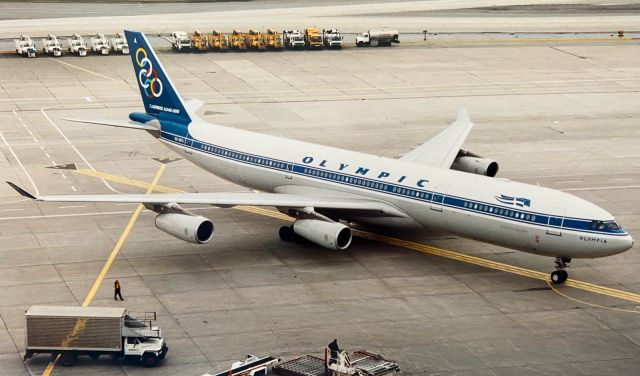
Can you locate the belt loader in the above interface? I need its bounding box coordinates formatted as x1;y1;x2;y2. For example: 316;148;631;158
190;30;209;51
263;29;283;50
230;30;248;50
246;30;266;51
208;30;229;51
15;34;36;58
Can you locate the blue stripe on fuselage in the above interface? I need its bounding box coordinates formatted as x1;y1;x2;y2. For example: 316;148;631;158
159;131;627;237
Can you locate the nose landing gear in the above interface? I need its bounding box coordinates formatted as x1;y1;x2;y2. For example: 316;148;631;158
551;256;571;284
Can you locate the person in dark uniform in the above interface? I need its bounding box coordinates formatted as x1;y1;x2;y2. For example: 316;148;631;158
114;279;124;301
328;339;340;365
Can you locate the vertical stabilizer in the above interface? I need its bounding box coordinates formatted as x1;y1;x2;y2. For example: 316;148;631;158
124;30;191;124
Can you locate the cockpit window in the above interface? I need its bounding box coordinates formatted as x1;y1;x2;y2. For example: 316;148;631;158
591;220;620;231
606;222;620;230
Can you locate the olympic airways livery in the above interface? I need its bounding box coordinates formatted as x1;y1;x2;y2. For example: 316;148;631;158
8;31;633;284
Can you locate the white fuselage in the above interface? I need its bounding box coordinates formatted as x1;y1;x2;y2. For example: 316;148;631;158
158;118;632;259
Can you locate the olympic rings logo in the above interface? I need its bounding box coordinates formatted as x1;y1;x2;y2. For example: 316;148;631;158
135;48;163;98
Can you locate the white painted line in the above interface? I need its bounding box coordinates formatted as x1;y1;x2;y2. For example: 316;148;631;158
39;146;45;151
61;174;67;180
1;208;24;212
40;106;123;194
44;153;51;159
50;160;56;166
0;128;40;195
71;186;77;192
58;205;86;209
557;180;582;184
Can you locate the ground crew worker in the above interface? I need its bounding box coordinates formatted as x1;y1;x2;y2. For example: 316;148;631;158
328;339;340;364
114;279;124;301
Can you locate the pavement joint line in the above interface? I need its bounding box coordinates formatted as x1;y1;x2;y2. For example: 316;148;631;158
41;164;166;376
68;167;640;304
47;58;125;83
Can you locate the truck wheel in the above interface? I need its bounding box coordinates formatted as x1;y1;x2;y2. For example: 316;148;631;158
142;353;158;367
89;353;100;360
357;42;364;47
60;353;77;367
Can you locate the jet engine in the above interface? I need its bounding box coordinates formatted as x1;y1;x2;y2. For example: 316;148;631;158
155;213;214;244
451;150;499;177
292;219;352;250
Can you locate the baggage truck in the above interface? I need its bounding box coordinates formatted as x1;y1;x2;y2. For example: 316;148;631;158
304;27;323;49
24;306;168;367
263;29;283;50
246;30;266;51
355;29;400;47
171;31;192;51
283;30;305;49
230;30;248;50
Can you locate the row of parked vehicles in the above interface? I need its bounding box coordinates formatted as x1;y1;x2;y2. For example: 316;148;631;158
15;33;129;58
171;28;400;52
170;28;344;52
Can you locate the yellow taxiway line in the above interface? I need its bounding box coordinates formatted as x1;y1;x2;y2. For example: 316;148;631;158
41;165;166;376
64;167;640;305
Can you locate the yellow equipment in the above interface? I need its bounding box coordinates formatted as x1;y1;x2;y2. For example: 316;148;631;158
245;29;266;51
263;29;283;50
304;27;323;49
207;30;229;51
230;30;247;50
189;30;208;51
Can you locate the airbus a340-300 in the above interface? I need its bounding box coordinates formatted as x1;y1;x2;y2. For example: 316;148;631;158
8;31;633;284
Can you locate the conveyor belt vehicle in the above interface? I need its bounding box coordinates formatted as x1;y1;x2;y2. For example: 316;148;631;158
202;354;279;376
171;31;191;51
274;348;399;376
67;34;87;56
190;30;209;51
41;34;62;56
110;32;130;54
24;306;168;367
15;34;36;58
90;33;110;55
208;30;229;51
230;30;248;50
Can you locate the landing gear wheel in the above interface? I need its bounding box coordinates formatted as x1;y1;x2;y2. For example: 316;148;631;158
550;257;571;284
279;226;294;241
551;271;563;284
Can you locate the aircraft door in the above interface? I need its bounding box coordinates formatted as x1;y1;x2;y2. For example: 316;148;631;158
546;207;564;236
430;186;445;212
285;163;292;180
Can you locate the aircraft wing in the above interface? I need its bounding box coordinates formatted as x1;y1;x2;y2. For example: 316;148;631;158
7;182;407;218
399;108;474;168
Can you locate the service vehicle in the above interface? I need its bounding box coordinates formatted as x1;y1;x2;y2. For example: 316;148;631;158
207;30;229;51
171;31;191;51
283;30;305;49
23;305;168;367
263;29;283;50
246;30;266;51
273;347;399;376
355;29;400;47
15;34;36;58
90;33;110;55
66;34;87;56
322;29;343;49
190;30;208;51
202;354;279;376
110;32;129;54
304;27;323;49
230;30;248;50
41;34;62;56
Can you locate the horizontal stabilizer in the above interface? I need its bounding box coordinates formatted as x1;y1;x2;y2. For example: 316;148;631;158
60;117;157;131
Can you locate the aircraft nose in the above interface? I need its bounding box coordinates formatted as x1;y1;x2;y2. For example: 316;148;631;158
611;234;634;255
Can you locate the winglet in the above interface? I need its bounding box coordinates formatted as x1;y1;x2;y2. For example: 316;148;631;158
6;182;38;200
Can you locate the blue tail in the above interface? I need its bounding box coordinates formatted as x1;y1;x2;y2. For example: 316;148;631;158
124;30;191;124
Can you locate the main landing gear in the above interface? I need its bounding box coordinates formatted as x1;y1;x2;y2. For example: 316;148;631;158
551;256;571;284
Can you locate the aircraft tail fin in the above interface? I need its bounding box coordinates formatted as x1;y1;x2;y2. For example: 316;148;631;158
124;30;191;124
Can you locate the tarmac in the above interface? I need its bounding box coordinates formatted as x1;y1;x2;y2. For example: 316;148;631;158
1;1;640;376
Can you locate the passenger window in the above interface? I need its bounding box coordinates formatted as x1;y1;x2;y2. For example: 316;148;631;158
531;215;536;221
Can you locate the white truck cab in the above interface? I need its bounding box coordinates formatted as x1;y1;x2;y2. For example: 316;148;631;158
67;34;87;56
90;33;110;55
41;34;62;56
15;34;36;58
110;32;129;54
171;31;191;51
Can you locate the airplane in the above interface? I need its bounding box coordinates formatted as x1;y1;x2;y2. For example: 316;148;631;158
7;30;633;285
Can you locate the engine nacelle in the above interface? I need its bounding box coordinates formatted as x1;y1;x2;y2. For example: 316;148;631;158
292;219;352;250
451;151;499;177
155;213;214;244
